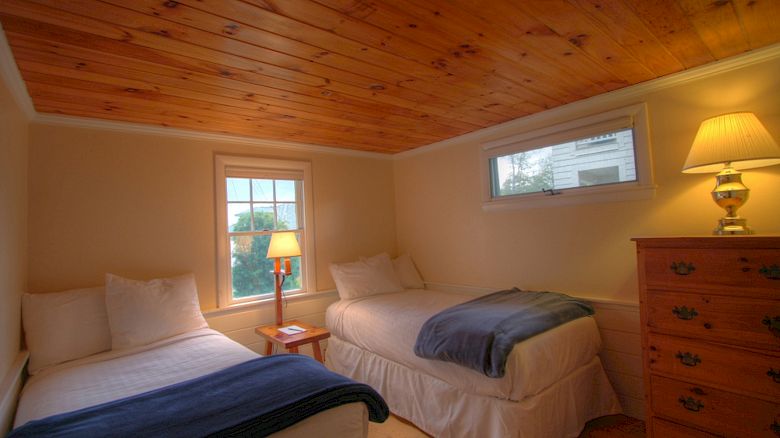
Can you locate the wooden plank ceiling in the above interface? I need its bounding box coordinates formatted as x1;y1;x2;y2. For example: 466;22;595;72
1;0;779;154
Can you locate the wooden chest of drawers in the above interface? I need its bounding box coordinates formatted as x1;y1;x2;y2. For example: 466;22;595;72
634;237;780;437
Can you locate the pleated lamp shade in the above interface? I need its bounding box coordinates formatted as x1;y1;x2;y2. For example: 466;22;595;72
682;112;780;174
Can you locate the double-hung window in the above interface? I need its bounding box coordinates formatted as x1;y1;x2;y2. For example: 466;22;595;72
214;155;315;308
481;103;655;210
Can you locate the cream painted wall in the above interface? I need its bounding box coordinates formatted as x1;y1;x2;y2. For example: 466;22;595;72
27;124;396;310
0;70;28;380
394;56;780;303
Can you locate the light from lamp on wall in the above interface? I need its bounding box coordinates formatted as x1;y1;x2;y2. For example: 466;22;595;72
682;112;780;235
266;231;301;325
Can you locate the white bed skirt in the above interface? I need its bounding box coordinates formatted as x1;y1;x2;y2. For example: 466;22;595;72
327;335;620;438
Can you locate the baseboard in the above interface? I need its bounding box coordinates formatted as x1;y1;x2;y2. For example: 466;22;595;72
0;351;28;433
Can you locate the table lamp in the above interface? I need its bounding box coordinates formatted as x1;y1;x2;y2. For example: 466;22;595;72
682;112;780;235
266;231;301;325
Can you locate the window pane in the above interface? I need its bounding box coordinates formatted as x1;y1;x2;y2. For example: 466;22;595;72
252;204;275;231
226;178;250;202
578;166;620;186
493;147;553;196
251;179;274;202
230;234;274;298
275;180;296;202
492;128;636;197
276;203;298;230
227;203;252;232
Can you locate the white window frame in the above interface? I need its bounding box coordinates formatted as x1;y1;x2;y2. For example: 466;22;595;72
480;103;655;211
214;155;316;308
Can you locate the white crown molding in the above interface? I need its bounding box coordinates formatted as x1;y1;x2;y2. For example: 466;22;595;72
0;23;35;120
395;42;780;160
33;113;393;160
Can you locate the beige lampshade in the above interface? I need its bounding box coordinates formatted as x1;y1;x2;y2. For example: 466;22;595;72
266;232;301;258
682;112;780;174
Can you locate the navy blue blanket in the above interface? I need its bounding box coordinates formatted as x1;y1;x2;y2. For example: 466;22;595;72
10;354;388;437
414;288;594;378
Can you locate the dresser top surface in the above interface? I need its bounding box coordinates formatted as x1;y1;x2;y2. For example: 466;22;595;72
632;235;780;249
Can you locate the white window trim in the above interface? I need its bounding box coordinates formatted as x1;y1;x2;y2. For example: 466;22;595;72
214;155;317;309
480;103;655;211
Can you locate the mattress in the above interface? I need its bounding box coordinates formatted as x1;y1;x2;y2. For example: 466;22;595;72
326;289;603;401
328;335;619;438
14;328;367;437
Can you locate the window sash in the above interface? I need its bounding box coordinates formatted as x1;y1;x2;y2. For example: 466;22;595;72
480;103;655;210
488;126;637;198
215;155;315;308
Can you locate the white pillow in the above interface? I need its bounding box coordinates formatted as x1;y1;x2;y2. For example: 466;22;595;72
393;253;425;289
105;273;208;350
22;287;112;375
330;253;403;300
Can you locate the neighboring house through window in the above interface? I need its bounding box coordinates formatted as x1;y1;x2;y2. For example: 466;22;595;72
214;155;315;308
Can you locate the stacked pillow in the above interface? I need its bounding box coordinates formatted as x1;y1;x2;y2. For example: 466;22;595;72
22;273;207;375
329;252;425;300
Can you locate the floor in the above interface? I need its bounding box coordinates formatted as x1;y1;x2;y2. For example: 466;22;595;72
368;414;645;438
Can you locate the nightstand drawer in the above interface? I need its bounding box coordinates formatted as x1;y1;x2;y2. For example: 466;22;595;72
648;333;780;399
647;291;780;351
652;418;718;437
643;248;780;297
651;375;780;437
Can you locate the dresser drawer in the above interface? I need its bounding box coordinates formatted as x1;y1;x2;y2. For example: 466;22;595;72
651;375;780;437
647;291;780;351
648;333;780;400
652;417;718;437
643;248;780;297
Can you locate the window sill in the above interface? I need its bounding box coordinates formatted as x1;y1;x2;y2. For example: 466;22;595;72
482;182;656;211
203;289;338;318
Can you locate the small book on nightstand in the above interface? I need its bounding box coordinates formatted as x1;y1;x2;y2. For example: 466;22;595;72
278;325;306;335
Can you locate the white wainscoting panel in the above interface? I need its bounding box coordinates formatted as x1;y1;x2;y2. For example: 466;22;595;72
0;351;28;434
591;302;644;420
204;291;339;359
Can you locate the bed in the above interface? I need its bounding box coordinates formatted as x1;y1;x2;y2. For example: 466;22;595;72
11;273;387;437
326;254;621;438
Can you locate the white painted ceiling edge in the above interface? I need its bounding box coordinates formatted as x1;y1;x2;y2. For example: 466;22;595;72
1;21;778;162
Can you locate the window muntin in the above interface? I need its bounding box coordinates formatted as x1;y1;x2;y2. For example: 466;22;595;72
490;128;636;197
214;156;315;308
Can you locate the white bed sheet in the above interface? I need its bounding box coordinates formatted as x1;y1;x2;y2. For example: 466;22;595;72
327;335;620;438
326;289;603;401
14;328;368;438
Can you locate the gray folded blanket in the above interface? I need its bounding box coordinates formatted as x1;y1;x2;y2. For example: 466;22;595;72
413;288;594;378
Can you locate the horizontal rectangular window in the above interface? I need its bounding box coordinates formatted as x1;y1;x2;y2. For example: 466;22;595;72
481;103;655;210
490;127;636;197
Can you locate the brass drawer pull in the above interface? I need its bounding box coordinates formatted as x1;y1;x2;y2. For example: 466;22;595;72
771;420;780;436
670;261;696;275
763;316;780;337
672;306;698;320
768;368;780;383
676;351;701;367
678;396;704;412
759;264;780;280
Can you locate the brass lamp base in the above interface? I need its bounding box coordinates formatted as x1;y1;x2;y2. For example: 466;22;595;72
714;217;753;235
711;165;754;235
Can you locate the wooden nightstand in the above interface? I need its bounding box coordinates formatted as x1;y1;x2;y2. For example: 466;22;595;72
255;319;330;363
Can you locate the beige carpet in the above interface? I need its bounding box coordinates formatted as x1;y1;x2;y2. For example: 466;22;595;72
368;414;645;438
